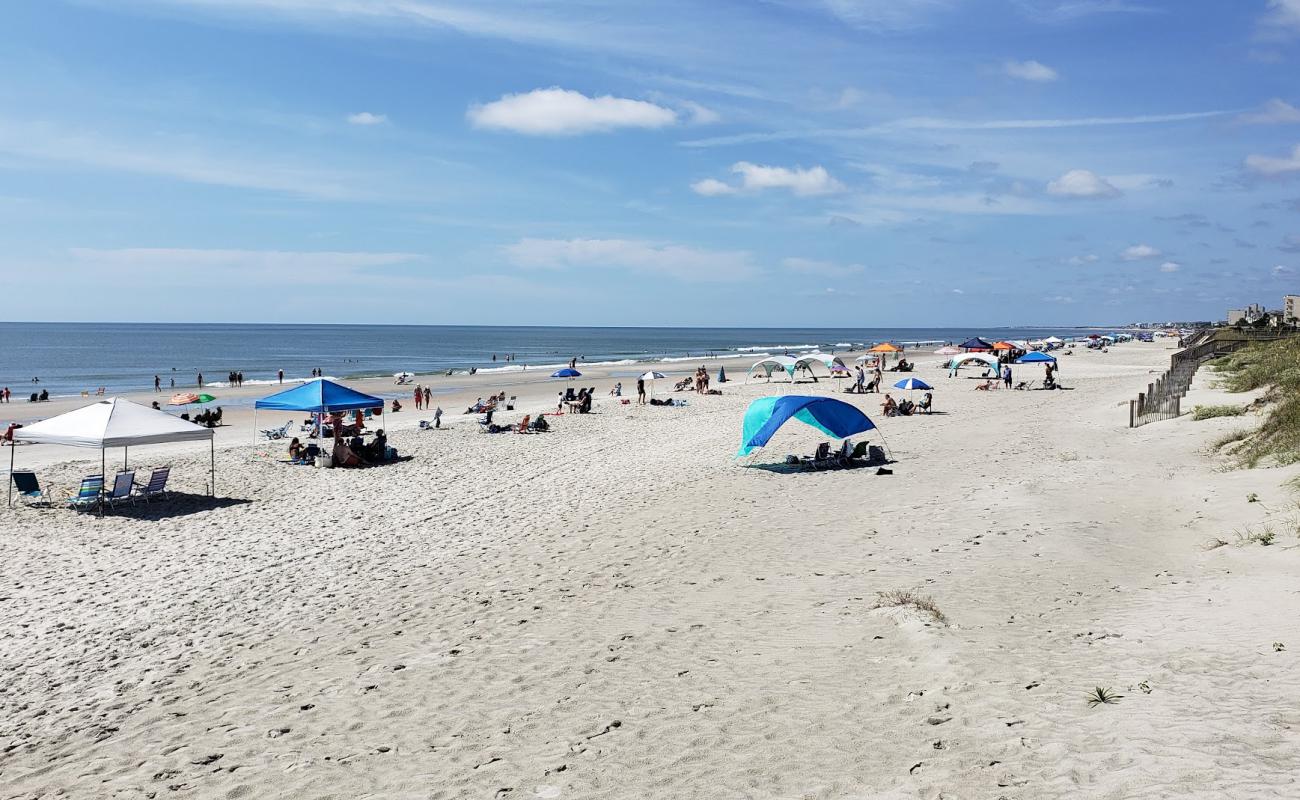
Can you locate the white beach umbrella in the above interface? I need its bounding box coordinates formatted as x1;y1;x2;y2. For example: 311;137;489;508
641;370;666;398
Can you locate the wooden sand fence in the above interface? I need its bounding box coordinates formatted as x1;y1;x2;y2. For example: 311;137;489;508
1129;328;1300;428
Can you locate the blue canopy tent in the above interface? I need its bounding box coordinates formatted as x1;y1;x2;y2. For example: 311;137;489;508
253;379;384;442
959;337;994;351
738;396;876;457
1016;351;1056;363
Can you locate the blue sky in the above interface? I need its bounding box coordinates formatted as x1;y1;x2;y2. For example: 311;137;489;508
3;0;1300;325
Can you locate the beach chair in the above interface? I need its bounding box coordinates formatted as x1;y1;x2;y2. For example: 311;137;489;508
515;415;531;434
10;471;49;506
506;396;516;411
849;441;870;461
132;467;171;503
104;471;136;509
831;440;854;468
801;442;831;470
66;475;105;510
261;422;292;440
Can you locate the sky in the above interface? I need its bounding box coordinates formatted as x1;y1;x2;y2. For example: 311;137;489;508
2;0;1300;326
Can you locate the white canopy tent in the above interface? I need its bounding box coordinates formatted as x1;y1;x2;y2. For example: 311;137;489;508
9;398;215;507
792;353;848;382
947;353;1001;373
748;356;797;382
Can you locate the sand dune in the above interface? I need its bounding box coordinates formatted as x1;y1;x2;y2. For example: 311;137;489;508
3;343;1300;798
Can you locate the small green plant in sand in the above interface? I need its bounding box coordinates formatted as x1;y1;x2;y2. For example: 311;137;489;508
1192;404;1246;421
1086;687;1123;707
872;590;948;625
1233;525;1276;546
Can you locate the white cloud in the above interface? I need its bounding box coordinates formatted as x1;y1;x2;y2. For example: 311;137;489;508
468;88;676;135
813;0;955;29
503;238;758;282
1159;261;1181;273
1120;243;1162;261
1015;1;1160;22
1274;264;1296;276
1259;0;1300;37
690;178;736;196
1065;254;1100;265
1245;143;1300;176
1046;169;1120;198
347;111;387;125
680;109;1233;147
693;162;845;197
1003;59;1059;82
951;288;964;294
0;122;353;199
1238;99;1300;125
681;101;721;125
68;248;421;283
732;162;844;195
782;257;865;277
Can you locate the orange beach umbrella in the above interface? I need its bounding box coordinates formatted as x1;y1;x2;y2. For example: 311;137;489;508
869;342;901;353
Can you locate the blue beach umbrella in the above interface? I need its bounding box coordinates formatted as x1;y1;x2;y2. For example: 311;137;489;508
738;396;876;457
893;377;933;390
1016;351;1056;364
551;368;582;379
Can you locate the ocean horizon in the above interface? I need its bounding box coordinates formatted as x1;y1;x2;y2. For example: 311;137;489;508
1;322;1113;398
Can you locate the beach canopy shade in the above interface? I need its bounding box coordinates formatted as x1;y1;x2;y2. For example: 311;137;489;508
933;346;961;355
551;368;582;378
1016;351;1057;363
792;353;848;380
641;371;666;380
169;393;200;405
960;337;994;351
894;377;933;390
869;343;901;353
749;356;797;380
991;341;1015;351
948;353;1000;371
10;398;215;506
854;354;882;363
254;378;383;413
738;396;876;457
1043;336;1064;344
15;398;214;448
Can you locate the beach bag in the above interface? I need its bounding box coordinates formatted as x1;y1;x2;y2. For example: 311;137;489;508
315;454;332;468
867;445;886;465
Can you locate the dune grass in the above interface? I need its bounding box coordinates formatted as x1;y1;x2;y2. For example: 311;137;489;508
872;590;948;625
1191;404;1246;421
1209;338;1300;467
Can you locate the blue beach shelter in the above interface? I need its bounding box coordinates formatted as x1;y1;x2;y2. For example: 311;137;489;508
893;377;933;390
738;396;876;457
1016;351;1056;364
253;378;384;442
255;378;384;413
959;337;994;351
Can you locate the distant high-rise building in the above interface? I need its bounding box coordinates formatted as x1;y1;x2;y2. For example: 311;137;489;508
1285;295;1300;324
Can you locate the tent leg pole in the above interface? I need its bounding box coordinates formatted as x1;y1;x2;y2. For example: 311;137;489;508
124;445;128;471
210;437;215;497
8;443;14;508
100;447;105;516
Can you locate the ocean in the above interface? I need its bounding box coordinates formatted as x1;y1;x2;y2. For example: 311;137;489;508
0;323;1101;398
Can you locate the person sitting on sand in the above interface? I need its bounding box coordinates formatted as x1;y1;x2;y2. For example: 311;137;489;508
368;429;388;462
881;394;898;416
975;380;993;391
288;437;306;463
392;399;402;413
332;436;365;467
918;392;933;414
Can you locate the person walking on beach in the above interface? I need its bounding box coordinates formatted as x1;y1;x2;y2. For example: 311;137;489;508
154;375;161;393
637;376;646;404
413;384;423;411
277;368;284;384
423;386;431;408
434;406;443;428
1002;364;1012;389
855;366;865;393
197;372;204;388
1;387;8;403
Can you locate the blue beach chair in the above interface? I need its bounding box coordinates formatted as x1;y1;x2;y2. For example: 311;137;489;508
132;467;171;503
10;471;49;506
104;471;135;509
67;475;105;510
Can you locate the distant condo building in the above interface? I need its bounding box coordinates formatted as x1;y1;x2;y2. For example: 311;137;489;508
1226;303;1265;325
1286;295;1300;324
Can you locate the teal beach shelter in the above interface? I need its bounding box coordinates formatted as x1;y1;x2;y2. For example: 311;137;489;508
738;396;876;457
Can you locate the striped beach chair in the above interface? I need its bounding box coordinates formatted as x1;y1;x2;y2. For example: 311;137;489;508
67;475;105;510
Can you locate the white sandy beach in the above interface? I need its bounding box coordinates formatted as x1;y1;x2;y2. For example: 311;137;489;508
4;342;1300;799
